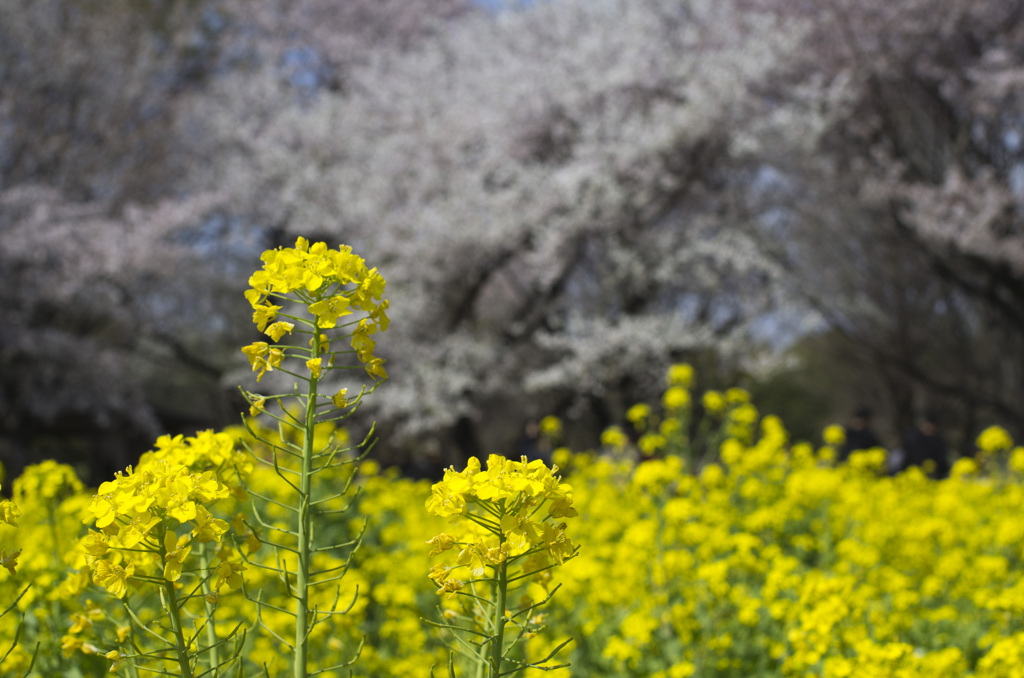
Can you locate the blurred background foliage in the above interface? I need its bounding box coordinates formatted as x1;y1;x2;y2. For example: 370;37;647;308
2;0;1024;485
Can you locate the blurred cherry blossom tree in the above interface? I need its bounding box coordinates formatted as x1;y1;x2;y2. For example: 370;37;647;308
193;0;807;457
744;0;1024;448
4;0;1024;475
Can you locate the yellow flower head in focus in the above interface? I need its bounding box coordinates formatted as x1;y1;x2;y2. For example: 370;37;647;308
213;561;246;591
243;238;389;382
426;454;577;593
427;533;457;556
163;532;192;582
192;505;229;543
94;559;135;599
248;397;266;417
332;388;350;409
264;321;294;342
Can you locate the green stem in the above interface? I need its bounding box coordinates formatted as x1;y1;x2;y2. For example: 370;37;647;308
489;558;508;678
46;506;68;671
199;545;220;676
294;331;320;678
165;580;195;678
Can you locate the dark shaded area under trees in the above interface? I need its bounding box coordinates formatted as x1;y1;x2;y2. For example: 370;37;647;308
2;0;1024;485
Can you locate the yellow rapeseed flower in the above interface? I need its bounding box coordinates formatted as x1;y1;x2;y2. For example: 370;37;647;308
0;498;20;527
666;363;694;388
163;532;191;582
264;321;294;342
0;548;20;575
977;426;1013;454
192;505;229;543
93;559;135;599
627;403;652;428
663;386;691;411
601;425;629;449
702;390;726;414
823;424;846;446
539;415;563;438
725;387;750;404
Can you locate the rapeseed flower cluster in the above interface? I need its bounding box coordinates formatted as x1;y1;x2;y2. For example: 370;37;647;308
81;431;246;598
426;454;578;578
426;455;578;676
599;363;752;469
241;237;389;384
1;411;1023;677
525;367;1024;677
975;425;1024;475
66;431;249;676
8;346;1024;677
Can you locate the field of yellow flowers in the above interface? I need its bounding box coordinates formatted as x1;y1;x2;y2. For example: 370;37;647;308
3;238;1024;677
2;376;1024;677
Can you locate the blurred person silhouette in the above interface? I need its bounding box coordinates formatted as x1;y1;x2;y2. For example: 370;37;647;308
839;406;882;463
900;410;949;479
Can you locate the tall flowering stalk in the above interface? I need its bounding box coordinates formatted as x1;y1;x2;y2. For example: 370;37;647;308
425;455;578;678
238;237;388;677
